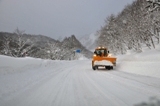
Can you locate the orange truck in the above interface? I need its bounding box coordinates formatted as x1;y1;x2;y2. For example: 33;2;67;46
92;47;116;70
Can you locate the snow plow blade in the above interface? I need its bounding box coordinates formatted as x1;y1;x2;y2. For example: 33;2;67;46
92;47;117;70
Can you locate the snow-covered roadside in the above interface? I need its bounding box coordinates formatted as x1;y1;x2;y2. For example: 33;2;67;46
117;48;160;78
0;55;44;74
0;55;77;101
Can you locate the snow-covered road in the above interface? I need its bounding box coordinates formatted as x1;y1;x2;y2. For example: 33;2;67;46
1;58;160;106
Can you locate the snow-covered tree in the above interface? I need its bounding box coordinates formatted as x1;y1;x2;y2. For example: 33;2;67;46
146;0;160;12
0;35;12;56
46;41;61;60
97;0;160;54
97;14;127;54
0;31;91;60
11;28;35;57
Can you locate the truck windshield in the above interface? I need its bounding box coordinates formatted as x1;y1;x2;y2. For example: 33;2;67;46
94;49;107;56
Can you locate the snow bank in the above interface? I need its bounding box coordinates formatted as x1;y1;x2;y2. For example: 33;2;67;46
0;55;45;74
74;53;89;60
78;55;88;60
0;55;75;101
117;49;160;78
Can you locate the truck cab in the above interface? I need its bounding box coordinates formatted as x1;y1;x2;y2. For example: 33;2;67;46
92;47;116;70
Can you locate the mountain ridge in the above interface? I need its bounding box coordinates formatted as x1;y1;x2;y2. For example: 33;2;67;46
0;32;92;59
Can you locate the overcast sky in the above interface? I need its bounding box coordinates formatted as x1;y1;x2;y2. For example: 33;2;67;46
0;0;135;40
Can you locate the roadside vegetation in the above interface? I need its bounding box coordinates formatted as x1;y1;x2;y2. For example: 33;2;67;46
97;0;160;54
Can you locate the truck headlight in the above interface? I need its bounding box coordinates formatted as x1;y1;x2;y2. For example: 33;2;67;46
108;54;112;57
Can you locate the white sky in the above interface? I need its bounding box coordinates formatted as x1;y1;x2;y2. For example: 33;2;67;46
0;0;135;40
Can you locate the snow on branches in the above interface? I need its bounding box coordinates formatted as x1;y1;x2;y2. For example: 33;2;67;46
146;0;160;12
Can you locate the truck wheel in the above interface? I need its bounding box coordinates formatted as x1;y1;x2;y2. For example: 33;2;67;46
92;66;98;70
105;66;113;70
108;67;111;70
92;66;96;70
110;66;113;70
105;66;111;70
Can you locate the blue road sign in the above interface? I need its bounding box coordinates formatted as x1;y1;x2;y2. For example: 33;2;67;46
76;49;81;53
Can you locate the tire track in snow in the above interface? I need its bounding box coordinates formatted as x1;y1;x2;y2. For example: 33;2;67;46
1;60;160;106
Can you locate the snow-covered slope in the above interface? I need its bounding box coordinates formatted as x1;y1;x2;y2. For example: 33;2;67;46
79;33;99;52
117;48;160;78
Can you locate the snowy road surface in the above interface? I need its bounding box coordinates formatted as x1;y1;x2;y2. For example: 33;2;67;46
1;58;160;106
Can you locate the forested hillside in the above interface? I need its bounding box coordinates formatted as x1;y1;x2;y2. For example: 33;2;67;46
97;0;160;54
0;29;92;60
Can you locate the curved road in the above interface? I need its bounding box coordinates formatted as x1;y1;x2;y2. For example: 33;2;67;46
2;60;160;106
